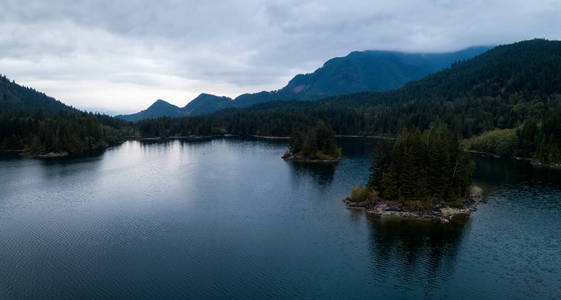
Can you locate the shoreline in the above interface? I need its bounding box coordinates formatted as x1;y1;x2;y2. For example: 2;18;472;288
465;149;561;170
250;135;291;140
7;140;125;159
138;135;217;141
282;153;342;163
530;161;561;169
344;186;485;223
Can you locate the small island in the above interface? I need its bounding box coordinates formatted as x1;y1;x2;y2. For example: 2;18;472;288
344;127;483;223
282;122;342;163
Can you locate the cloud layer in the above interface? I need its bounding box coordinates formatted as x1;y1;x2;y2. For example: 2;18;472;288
1;0;560;113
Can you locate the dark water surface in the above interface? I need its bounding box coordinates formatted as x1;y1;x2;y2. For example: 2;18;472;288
0;138;560;299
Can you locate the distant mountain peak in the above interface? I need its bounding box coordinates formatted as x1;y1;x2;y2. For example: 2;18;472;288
118;45;491;121
181;93;233;116
148;99;176;108
116;99;181;122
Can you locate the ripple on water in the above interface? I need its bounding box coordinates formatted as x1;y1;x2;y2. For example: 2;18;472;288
0;140;560;299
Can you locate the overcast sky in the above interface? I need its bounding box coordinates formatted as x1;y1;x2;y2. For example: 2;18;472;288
1;0;560;114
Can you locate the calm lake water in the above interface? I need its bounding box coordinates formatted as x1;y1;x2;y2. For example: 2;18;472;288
1;138;560;299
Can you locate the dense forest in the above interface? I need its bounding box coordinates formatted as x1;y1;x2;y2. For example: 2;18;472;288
350;127;473;209
0;111;131;154
0;75;74;113
134;40;561;164
284;122;341;160
462;105;561;163
0;75;131;155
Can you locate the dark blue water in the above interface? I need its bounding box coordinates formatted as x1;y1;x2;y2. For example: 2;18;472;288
0;138;560;299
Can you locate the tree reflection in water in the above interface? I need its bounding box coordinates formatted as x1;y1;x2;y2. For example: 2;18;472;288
366;214;470;289
288;162;337;185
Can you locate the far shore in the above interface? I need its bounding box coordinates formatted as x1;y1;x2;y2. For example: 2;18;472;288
134;134;396;141
282;153;342;163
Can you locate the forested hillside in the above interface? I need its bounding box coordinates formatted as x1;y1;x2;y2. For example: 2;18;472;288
135;39;561;164
233;46;490;107
120;46;488;121
0;75;75;113
117;99;182;122
0;76;131;155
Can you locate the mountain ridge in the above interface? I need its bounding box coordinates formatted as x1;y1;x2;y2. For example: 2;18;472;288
0;75;76;114
118;46;491;121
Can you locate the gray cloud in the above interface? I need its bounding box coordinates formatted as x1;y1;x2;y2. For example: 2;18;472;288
0;0;560;113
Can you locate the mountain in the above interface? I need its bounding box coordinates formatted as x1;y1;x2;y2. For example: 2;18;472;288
119;46;490;121
0;76;130;155
182;93;233;116
324;39;561;106
135;39;561;148
232;46;490;107
0;75;75;113
118;94;234;122
116;99;182;122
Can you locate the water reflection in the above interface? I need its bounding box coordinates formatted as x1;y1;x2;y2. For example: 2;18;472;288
366;215;468;287
1;138;560;298
336;137;377;156
287;162;336;185
140;137;213;146
472;155;561;187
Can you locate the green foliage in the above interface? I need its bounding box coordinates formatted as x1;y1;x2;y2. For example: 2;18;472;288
288;122;341;159
368;127;473;204
0;74;74;114
349;186;368;203
463;128;519;157
0;111;131;154
534;105;561;164
463;105;561;164
349;186;378;203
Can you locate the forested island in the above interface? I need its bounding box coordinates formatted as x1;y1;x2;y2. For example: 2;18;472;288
344;128;483;222
282;123;342;162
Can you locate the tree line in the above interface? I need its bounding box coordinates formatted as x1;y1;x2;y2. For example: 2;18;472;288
0;110;131;154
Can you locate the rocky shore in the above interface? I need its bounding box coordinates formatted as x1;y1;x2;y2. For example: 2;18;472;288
35;152;69;158
344;186;485;223
282;153;342;163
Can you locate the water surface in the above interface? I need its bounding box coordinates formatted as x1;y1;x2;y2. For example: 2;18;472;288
0;138;560;299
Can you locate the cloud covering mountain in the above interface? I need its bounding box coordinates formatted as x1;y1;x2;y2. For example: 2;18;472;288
1;0;560;113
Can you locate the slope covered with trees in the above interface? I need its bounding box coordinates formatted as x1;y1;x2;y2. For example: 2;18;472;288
234;46;489;107
135;39;561;164
118;94;234;122
116;99;183;122
0;75;75;113
0;111;131;154
120;46;488;121
0;76;131;155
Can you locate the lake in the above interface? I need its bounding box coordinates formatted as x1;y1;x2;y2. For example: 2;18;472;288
1;138;560;299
